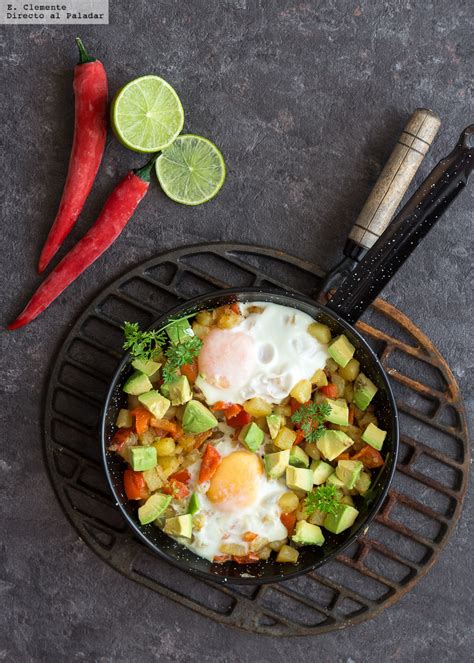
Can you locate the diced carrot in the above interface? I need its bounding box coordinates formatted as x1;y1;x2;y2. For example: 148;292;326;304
123;469;149;500
131;407;151;435
280;512;297;536
319;384;338;398
162;479;190;500
150;418;183;440
109;428;133;452
180;359;198;384
193;430;213;449
232;553;260;564
352;444;384;468
294;430;305;446
213;555;231;564
169;469;191;484
198;444;222;483
243;531;258;542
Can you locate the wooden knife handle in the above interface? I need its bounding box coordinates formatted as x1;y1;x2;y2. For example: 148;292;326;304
347;108;441;251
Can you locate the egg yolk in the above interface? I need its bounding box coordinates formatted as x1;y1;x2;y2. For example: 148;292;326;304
198;328;256;389
206;451;263;511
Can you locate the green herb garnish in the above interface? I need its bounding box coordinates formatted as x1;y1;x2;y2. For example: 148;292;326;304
162;335;203;384
305;484;339;515
122;322;166;362
291;401;331;443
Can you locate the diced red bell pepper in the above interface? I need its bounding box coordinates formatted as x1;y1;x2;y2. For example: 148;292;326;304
352;444;384;468
180;359;198;384
319;384;338;398
123;469;149;500
198;444;222;483
162;479;190;500
169;469;191;484
150;418;183;440
213;554;231;564
280;512;297;536
230;303;241;314
336;452;351;461
290;398;301;415
226;410;251;428
193;430;213;449
232;553;260;564
131;407;151;435
348;405;355;425
110;428;133;452
294;430;305;446
211;401;234;411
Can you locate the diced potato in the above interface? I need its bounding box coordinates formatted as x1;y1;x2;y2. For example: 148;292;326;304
217;311;243;329
179;435;196;451
192;514;206;531
339;358;360;382
157;455;179;477
181;449;201;468
308;510;326;526
220;542;246;556
341;495;355;507
304;442;321;460
249;536;269;552
192;322;210;340
269;539;287;551
274;404;292;418
308;322;332;344
258;545;272;560
116;408;133;428
243;397;273;418
142;467;164;492
278;491;300;513
274;427;297;450
311;369;328;387
139;429;155;446
196;310;214;326
276;544;299;563
325;358;339;373
127;395;140;410
344;383;354;403
290;379;312;404
295;503;311;521
331;374;346;398
358;411;379;428
153;437;176;456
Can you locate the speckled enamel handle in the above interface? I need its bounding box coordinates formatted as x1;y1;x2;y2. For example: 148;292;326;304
348;108;441;250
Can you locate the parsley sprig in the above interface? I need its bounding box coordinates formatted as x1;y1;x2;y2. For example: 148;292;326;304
122;322;166;362
162;335;202;384
305;484;339;515
291;401;331;443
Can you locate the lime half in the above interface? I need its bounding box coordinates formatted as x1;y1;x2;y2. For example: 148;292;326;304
156;134;226;205
111;75;184;153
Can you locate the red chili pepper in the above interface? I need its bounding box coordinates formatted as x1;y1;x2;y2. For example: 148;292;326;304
123;469;148;501
38;38;108;273
198;444;222;483
319;384;338;399
226;410;251;428
162;479;190;500
8;156;156;331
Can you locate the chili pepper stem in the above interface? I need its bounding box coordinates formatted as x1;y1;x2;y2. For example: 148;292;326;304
75;37;96;64
134;154;159;183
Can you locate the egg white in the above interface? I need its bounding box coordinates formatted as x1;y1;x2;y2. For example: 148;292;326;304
177;431;288;562
196;302;329;405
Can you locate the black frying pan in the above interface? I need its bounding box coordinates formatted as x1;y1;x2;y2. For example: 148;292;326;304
101;126;473;585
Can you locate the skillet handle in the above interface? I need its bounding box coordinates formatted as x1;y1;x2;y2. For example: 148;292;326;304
326;125;474;324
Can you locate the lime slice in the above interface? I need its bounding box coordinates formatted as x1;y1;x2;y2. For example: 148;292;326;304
111;75;184;153
156;134;226;205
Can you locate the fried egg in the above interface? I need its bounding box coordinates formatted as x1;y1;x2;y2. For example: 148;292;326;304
196;302;329;405
181;433;288;562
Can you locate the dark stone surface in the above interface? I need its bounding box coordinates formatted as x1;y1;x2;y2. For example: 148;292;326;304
0;1;472;661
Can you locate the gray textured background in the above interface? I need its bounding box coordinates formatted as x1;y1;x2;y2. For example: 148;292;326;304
1;1;473;661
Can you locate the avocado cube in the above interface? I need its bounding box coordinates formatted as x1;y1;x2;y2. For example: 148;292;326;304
163;513;193;539
138;390;170;419
266;414;282;440
326;473;346;489
182;400;218;434
324;398;349;426
239;422;264;452
336;460;363;489
187;493;200;515
116;408;133;428
353;373;377;411
161;375;193;406
289;446;310;468
324;503;359;534
131;358;162;376
130;446;157;471
292;520;325;546
317;430;353;461
138;493;172;525
286;466;314;492
166;319;194;344
274;426;297;450
311;459;334;485
311;368;328;387
355;470;371;496
362;422;386;450
264;449;290;478
328;334;355;368
123;370;153;396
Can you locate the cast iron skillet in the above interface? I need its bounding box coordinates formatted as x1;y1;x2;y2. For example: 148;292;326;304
101;126;473;585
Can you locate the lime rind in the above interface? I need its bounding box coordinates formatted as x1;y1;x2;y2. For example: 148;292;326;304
111;75;184;153
155;134;226;206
